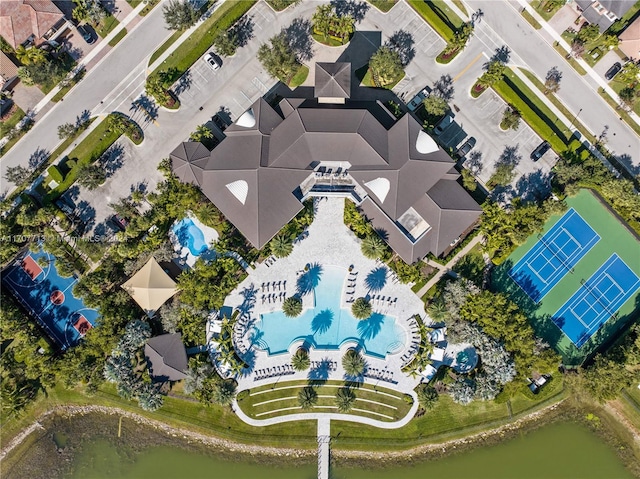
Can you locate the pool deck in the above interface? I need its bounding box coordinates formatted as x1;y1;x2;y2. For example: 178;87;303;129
219;198;431;395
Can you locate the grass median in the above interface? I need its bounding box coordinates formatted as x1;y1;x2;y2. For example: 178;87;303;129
152;0;256;84
493;68;582;155
598;87;640;137
407;0;463;42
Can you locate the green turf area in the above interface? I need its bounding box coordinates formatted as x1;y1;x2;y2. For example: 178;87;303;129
529;0;562;22
521;8;542;29
407;0;464;42
238;380;412;422
492;189;640;365
597;87;640;137
493;68;582;155
152;1;256;84
0;107;26;157
149;30;182;66
288;64;309;88
552;42;588;75
108;27;127;47
367;0;397;13
95;15;119;38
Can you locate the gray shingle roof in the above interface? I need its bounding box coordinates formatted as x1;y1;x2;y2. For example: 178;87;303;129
145;333;187;382
171;63;481;262
315;62;351;98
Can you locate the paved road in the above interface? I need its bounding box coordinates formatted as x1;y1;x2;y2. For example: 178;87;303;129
0;3;173;195
465;0;640;173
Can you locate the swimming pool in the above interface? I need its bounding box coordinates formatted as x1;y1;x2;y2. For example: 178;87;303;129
253;266;406;358
172;218;208;256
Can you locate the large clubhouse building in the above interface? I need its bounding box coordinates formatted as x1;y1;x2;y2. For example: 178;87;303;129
171;62;481;264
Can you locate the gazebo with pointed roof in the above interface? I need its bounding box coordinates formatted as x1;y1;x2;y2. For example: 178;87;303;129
315;62;351;103
170;141;210;185
145;333;188;382
122;257;178;316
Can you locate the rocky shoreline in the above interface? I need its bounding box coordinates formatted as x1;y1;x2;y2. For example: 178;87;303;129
1;400;565;467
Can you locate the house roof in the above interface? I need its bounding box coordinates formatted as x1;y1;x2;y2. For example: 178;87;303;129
619;16;640;60
315;62;351;98
170;141;210;185
0;51;19;85
144;333;188;382
577;0;636;31
171;63;481;263
122;257;178;314
0;0;64;49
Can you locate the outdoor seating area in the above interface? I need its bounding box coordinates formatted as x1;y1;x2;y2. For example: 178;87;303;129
363;367;397;384
260;280;289;304
253;364;296;381
345;270;357;303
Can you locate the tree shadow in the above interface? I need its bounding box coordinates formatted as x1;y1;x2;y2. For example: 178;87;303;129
330;0;369;22
28;148;49;169
365;266;387;293
515;169;552;202
465;150;483;174
215;106;233;126
173;70;192;96
131;95;158;123
433;74;454;102
100;143;125;179
311;309;334;335
489;45;511;64
75;200;96;230
357;312;383;340
308;357;332;381
296;262;323;296
385;30;415;67
238;284;258;316
75;109;91;128
490;184;516;204
233;14;255;48
373;227;388;241
63;185;80;203
282;17;313;62
496;144;521;168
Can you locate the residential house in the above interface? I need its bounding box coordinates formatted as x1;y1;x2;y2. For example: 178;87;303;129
619;16;640;60
575;0;636;32
0;0;67;49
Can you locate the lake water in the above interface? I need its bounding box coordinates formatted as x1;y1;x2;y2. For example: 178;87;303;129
69;421;632;479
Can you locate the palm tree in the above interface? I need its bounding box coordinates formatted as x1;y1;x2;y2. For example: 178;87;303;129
282;296;303;318
426;299;448;322
416;384;439;410
342;349;365;376
77;164;106;190
15;45;47;65
351;297;372;319
334;15;355;43
477;60;505;89
298;386;318;409
361;234;386;259
312;4;333;39
190;124;213;143
335;387;356;412
212;379;237;405
291;347;310;371
270;234;293;258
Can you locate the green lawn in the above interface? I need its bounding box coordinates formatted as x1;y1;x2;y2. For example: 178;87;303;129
492;189;640;365
407;0;464;42
519;68;596;144
609;78;640;116
239;380;412;422
95;15;119;38
492;68;581;155
288;64;309;88
0;107;26;157
47;118;121;200
529;0;562;22
148;30;182;66
521;8;542;29
152;1;256;85
108;27;127;47
598;87;640;137
552;42;588;76
366;0;397;13
358;65;404;89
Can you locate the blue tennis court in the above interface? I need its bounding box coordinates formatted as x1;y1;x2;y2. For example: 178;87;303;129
509;209;600;302
2;247;99;350
552;254;640;348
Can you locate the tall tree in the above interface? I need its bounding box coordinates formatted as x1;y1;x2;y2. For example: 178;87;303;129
4;165;30;184
500;105;521;130
544;66;562;94
189;124;214;143
360;234;387;259
422;95;448;116
335;387;356;412
15;45;47;65
477;59;505;89
291;347;310;371
269;234;294;258
351;297;372;319
77;164;106;190
213;30;239;57
163;0;199;31
72;0;107;25
257;33;298;81
298;386;318;409
282;296;303;318
369;46;403;87
312;4;333;39
342;349;366;376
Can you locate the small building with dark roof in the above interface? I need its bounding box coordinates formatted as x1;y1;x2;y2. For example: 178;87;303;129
145;333;188;382
171;62;481;264
576;0;636;32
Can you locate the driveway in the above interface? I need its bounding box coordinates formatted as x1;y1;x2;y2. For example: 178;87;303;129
547;4;580;35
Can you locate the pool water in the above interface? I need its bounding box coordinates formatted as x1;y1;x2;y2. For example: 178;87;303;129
172;218;208;256
253;266;405;358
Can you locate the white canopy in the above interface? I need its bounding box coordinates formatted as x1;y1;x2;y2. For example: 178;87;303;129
122;257;177;314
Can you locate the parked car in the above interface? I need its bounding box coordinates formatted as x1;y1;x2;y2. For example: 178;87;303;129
212;114;228;131
407;88;429;111
530;141;551;161
204;52;221;71
455;137;476;158
604;62;621;81
76;24;95;44
434;114;454;136
111;214;129;231
55;198;75;216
